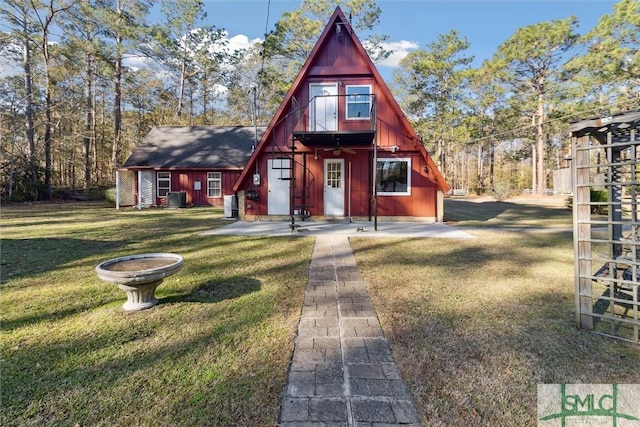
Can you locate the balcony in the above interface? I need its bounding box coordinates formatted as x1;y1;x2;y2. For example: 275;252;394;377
291;94;376;147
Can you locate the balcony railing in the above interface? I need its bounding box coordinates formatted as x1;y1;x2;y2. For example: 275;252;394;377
291;94;376;146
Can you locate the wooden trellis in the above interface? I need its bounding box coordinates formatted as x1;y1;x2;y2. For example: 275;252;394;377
572;110;639;344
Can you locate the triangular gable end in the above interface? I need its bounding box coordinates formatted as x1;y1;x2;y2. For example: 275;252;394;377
234;6;449;193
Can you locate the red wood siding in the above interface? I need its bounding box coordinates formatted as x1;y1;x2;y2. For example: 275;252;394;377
242;148;437;218
239;76;441;218
374;154;438;217
234;7;448;220
140;169;240;207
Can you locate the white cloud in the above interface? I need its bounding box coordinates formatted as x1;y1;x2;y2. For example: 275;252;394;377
123;54;155;72
227;34;262;52
377;40;419;68
212;83;228;95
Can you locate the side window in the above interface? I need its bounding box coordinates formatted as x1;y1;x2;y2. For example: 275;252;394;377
157;172;171;197
346;85;372;119
207;172;221;198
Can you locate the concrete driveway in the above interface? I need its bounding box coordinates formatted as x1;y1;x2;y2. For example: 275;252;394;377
201;219;476;238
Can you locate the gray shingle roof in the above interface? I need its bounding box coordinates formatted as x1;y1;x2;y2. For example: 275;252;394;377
122;126;266;170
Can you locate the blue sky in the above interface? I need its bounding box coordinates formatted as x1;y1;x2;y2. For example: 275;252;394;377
0;0;619;80
197;0;619;79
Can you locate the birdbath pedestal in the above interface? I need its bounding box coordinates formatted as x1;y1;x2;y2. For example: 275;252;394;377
95;253;184;311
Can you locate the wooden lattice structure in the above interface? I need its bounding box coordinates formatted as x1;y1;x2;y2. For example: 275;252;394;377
572;110;639;343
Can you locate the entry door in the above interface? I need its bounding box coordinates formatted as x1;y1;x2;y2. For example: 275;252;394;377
324;159;344;216
268;158;291;215
310;83;338;131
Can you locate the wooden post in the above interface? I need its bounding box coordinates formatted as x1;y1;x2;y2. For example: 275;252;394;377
574;133;593;330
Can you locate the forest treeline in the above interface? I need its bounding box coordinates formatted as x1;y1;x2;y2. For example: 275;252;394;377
0;0;638;201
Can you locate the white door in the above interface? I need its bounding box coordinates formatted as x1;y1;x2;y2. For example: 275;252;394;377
310;83;338;131
324;159;344;216
268;158;291;215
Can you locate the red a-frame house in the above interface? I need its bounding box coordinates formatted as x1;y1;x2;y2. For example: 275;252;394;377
234;6;449;221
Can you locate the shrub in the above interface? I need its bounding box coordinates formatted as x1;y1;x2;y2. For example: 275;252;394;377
105;187;117;205
565;188;608;214
470;186;486;195
490;182;521;202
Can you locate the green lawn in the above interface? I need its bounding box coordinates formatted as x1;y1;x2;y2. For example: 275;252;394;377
1;203;314;426
351;196;639;426
443;195;575;228
2;198;638;427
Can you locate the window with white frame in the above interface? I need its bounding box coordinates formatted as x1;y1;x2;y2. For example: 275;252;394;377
157;172;171;197
376;158;411;196
207;172;222;198
346;85;372;119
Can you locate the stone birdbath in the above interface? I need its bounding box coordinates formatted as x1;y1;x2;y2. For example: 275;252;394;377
96;253;184;311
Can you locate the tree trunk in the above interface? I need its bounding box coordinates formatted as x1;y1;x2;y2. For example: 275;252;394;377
99;91;106;183
530;113;537;194
476;143;484;192
489;142;495;188
531;141;537;195
83;53;93;194
42;26;53;200
9;104;18;198
21;3;38;200
91;78;98;184
437;136;446;177
112;1;123;173
71;136;76;190
113;41;122;170
176;54;187;118
202;73;208;119
536;96;545;194
189;80;194;125
44;85;53;200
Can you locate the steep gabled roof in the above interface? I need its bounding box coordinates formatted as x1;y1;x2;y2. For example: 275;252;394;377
235;6;449;192
122;126;265;170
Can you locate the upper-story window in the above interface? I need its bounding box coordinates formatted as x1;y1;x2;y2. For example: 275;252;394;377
346;85;372;120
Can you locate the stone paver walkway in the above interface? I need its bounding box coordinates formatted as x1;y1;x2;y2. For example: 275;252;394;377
279;235;421;427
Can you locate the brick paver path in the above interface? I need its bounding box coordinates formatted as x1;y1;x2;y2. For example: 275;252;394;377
279;235;421;427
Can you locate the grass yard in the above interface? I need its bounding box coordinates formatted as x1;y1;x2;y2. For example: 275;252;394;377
350;196;640;426
2;196;638;426
442;195;575;228
1;202;314;426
